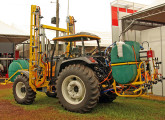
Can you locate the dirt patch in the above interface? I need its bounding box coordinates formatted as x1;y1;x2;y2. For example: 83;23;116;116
0;100;107;120
142;95;165;101
0;83;13;90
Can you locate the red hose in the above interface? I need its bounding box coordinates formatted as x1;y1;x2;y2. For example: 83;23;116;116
99;63;112;84
132;46;138;68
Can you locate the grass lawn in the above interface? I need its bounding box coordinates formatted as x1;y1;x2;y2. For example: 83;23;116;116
0;86;164;120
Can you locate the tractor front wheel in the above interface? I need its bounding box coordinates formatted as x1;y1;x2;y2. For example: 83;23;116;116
56;64;99;113
13;75;36;105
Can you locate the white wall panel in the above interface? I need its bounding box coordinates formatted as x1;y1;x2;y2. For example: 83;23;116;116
135;31;141;43
162;39;165;96
153;82;162;96
141;27;164;96
125;30;135;41
160;26;165;41
162;41;165;77
145;27;160;42
149;42;162;96
124;30;141;42
112;26;119;43
141;30;149;42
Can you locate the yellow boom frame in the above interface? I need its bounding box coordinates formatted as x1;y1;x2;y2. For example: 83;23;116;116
29;5;70;91
111;61;159;97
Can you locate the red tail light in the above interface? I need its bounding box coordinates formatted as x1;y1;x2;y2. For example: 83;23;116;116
88;57;96;63
147;50;155;58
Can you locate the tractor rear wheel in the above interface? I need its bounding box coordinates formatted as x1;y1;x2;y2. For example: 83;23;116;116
13;75;36;105
56;64;99;113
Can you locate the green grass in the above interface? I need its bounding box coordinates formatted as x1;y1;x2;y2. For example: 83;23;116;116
0;89;165;120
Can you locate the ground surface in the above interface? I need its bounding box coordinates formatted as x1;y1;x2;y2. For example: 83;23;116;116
0;84;164;120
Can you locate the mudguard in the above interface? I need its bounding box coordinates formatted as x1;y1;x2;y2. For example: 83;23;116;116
55;57;98;77
18;70;29;78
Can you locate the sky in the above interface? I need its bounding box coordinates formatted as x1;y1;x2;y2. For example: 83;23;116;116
0;0;157;39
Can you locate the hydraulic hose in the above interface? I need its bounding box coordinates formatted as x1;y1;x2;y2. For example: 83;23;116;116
104;42;116;66
50;41;56;81
35;53;47;87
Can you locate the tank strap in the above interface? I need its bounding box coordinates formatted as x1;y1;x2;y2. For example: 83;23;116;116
15;62;23;69
111;62;139;66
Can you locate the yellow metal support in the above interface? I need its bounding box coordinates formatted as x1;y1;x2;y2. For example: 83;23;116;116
29;5;52;91
29;5;37;91
131;82;145;85
112;62;145;97
42;24;68;33
0;69;28;85
29;5;72;92
0;81;12;85
111;62;139;66
112;81;143;97
133;86;144;93
67;22;70;35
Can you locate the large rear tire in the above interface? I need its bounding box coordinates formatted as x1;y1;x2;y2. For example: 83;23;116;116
13;75;36;105
56;64;99;113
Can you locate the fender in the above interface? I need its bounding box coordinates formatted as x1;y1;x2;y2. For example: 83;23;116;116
18;70;29;79
62;57;98;65
55;57;98;78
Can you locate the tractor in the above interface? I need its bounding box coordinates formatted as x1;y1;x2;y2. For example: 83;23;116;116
11;5;162;113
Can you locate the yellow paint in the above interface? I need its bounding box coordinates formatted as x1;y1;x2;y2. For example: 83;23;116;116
29;5;49;91
52;34;101;41
112;81;143;97
112;62;146;97
131;82;145;85
0;69;28;85
42;24;68;33
111;62;139;66
133;86;144;93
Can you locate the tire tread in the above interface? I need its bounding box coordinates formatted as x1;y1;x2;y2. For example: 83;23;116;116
56;64;99;113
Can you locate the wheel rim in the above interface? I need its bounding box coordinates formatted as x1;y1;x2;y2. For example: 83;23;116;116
62;75;86;105
16;82;26;99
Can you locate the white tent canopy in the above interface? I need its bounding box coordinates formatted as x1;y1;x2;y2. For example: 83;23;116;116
0;21;29;43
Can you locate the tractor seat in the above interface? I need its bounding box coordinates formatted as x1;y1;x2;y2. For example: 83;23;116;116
70;47;80;57
72;48;79;54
